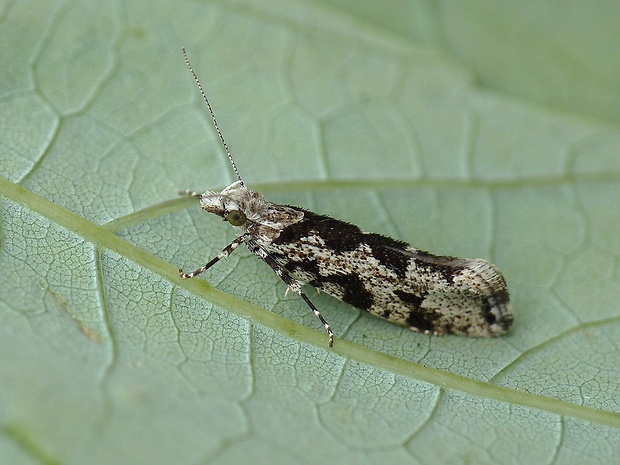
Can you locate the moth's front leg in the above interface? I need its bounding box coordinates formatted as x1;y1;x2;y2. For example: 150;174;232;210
248;243;335;348
179;189;203;198
179;233;250;279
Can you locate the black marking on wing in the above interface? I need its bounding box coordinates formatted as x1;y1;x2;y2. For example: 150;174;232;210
393;290;439;333
286;257;375;311
275;208;411;275
483;288;513;327
274;208;365;251
316;272;374;311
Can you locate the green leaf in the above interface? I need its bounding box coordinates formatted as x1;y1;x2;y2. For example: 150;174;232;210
1;1;619;464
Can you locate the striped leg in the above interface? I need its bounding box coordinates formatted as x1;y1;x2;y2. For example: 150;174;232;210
179;189;203;198
248;243;334;348
179;233;250;279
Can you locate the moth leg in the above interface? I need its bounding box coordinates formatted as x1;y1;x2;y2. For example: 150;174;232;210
179;233;250;279
250;245;334;348
299;290;335;348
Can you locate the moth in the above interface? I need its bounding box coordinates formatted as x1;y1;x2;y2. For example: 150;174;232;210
178;49;514;347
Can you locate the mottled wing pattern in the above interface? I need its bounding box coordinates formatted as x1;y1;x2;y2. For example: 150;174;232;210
264;208;513;337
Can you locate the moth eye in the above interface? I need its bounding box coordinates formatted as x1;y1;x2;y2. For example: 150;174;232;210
226;210;247;226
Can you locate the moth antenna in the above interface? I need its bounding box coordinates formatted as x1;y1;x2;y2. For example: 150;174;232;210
182;48;243;184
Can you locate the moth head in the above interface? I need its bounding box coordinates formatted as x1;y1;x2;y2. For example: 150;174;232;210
199;180;264;228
